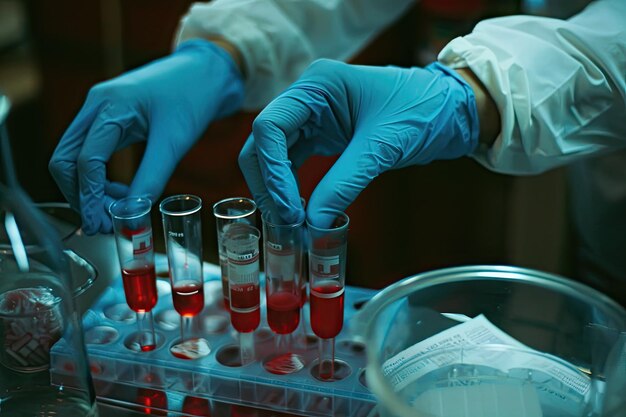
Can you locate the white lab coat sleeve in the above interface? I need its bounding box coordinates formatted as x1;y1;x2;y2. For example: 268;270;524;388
438;0;626;175
175;0;415;110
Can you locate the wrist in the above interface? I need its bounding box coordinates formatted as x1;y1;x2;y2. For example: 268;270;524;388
455;67;500;146
206;37;245;78
175;38;244;79
175;38;245;119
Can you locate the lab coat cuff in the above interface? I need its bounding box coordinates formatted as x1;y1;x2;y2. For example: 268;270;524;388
175;6;278;111
438;37;520;174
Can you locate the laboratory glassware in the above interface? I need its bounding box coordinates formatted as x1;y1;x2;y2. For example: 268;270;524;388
359;265;626;417
296;197;313;349
109;196;158;352
224;223;261;365
159;194;206;358
262;212;305;372
307;211;349;380
298;197;309;308
0;103;98;415
213;197;257;311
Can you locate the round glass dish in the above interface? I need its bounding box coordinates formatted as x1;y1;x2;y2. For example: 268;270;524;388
360;265;626;417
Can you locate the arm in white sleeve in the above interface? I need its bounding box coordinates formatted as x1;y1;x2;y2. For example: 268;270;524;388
176;0;415;110
439;0;626;175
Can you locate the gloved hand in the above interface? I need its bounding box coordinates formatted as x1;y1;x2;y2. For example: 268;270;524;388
238;59;479;227
49;39;244;234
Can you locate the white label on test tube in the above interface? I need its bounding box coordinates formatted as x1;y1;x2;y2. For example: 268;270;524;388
266;241;295;282
309;254;340;279
227;249;259;285
131;228;153;256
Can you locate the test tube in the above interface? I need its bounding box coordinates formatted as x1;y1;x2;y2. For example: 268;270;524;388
213;198;257;311
159;194;205;358
307;211;349;380
297;197;311;348
299;197;309;308
224;223;261;365
262;212;304;354
109;196;158;352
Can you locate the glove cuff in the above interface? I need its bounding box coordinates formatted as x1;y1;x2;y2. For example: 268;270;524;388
175;39;245;119
426;62;480;157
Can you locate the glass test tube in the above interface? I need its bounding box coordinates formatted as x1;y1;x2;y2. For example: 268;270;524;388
262;212;304;351
293;197;308;306
307;211;349;380
297;197;310;347
109;196;158;352
224;223;261;365
159;194;205;356
213;198;257;312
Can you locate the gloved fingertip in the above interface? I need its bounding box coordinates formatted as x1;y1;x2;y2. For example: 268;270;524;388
99;197;116;234
100;220;113;235
81;202;112;235
127;181;161;211
268;194;305;226
255;198;278;225
306;212;331;230
80;220;98;236
306;206;348;230
278;205;305;226
105;181;130;199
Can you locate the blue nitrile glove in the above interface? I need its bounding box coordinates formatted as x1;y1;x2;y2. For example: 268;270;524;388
238;59;479;227
49;39;244;234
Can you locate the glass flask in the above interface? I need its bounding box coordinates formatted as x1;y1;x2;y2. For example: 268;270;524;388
0;97;98;416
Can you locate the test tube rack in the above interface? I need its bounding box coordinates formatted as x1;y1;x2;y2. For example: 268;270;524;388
51;255;378;417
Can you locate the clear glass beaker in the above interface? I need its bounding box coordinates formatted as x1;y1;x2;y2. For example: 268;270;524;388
360;265;626;417
0;185;98;416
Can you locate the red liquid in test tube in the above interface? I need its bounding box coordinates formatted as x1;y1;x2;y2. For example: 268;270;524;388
267;291;301;334
230;283;260;333
225;223;261;365
310;282;344;339
307;211;349;381
172;280;205;317
122;264;158;313
111;197;158;353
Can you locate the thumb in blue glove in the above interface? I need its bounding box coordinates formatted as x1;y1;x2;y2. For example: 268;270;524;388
49;39;244;234
238;59;479;228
